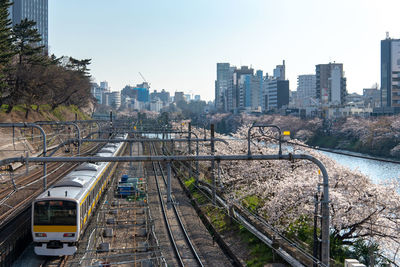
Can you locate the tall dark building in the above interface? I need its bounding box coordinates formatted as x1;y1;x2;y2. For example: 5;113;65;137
315;63;347;105
381;34;400;110
174;92;185;103
265;79;289;110
9;0;48;49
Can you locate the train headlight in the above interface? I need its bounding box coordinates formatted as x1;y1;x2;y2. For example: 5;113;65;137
63;233;75;237
35;233;47;237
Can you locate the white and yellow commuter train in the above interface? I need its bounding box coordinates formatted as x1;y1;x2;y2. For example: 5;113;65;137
31;134;127;256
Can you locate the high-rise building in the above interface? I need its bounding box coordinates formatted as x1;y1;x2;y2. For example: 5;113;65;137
150;89;170;105
105;91;121;109
10;0;48;49
233;66;254;109
265;79;289;110
315;63;347;105
174;91;185;103
256;70;265;109
381;34;400;110
273;60;286;80
297;74;317;107
91;82;110;105
184;94;191;102
100;81;109;90
238;74;262;110
215;63;235;111
135;83;150;103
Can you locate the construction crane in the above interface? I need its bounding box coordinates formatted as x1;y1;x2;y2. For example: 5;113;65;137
138;72;150;86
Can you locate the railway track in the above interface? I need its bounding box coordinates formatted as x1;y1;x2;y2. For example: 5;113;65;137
170;151;324;267
0;139;102;225
0;134;105;267
0;140;99;199
148;142;204;267
40;256;67;267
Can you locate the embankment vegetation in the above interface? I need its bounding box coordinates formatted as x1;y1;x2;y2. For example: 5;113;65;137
0;0;93;119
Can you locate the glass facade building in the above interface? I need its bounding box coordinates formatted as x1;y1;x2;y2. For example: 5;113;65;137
381;37;400;109
10;0;48;49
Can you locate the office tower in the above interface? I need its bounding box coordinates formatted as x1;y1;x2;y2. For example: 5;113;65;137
10;0;48;49
233;66;253;109
381;33;400;109
237;73;263;110
215;63;235;111
265;79;289;110
315;63;347;105
135;82;150;103
256;70;265;108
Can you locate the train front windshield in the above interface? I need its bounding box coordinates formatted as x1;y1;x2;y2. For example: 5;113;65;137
34;200;77;225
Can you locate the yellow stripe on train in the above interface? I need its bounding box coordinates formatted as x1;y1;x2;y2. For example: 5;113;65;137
33;225;77;232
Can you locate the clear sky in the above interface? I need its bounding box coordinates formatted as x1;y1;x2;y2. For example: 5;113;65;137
49;0;400;101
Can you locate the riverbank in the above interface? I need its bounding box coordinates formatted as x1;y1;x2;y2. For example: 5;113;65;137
306;134;398;160
205;113;400;159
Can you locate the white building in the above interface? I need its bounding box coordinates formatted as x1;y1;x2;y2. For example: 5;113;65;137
326;106;373;119
91;83;109;105
105;91;121;109
330;66;342;105
297;74;317;107
150;98;163;113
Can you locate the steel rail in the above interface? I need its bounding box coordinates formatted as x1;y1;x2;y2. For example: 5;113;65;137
148;144;185;266
0;123;47;189
152;143;204;266
0;153;330;266
195;182;308;267
168;153;322;266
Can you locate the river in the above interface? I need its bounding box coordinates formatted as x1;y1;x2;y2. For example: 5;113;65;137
318;150;400;184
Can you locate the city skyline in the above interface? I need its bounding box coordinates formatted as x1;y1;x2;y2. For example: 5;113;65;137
49;0;400;101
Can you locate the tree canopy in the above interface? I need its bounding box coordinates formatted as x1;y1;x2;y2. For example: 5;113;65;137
0;4;93;116
181;122;400;264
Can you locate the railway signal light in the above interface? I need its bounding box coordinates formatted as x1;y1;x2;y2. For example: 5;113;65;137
283;131;291;141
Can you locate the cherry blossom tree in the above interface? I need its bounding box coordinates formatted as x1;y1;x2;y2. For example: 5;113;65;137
178;123;400;263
